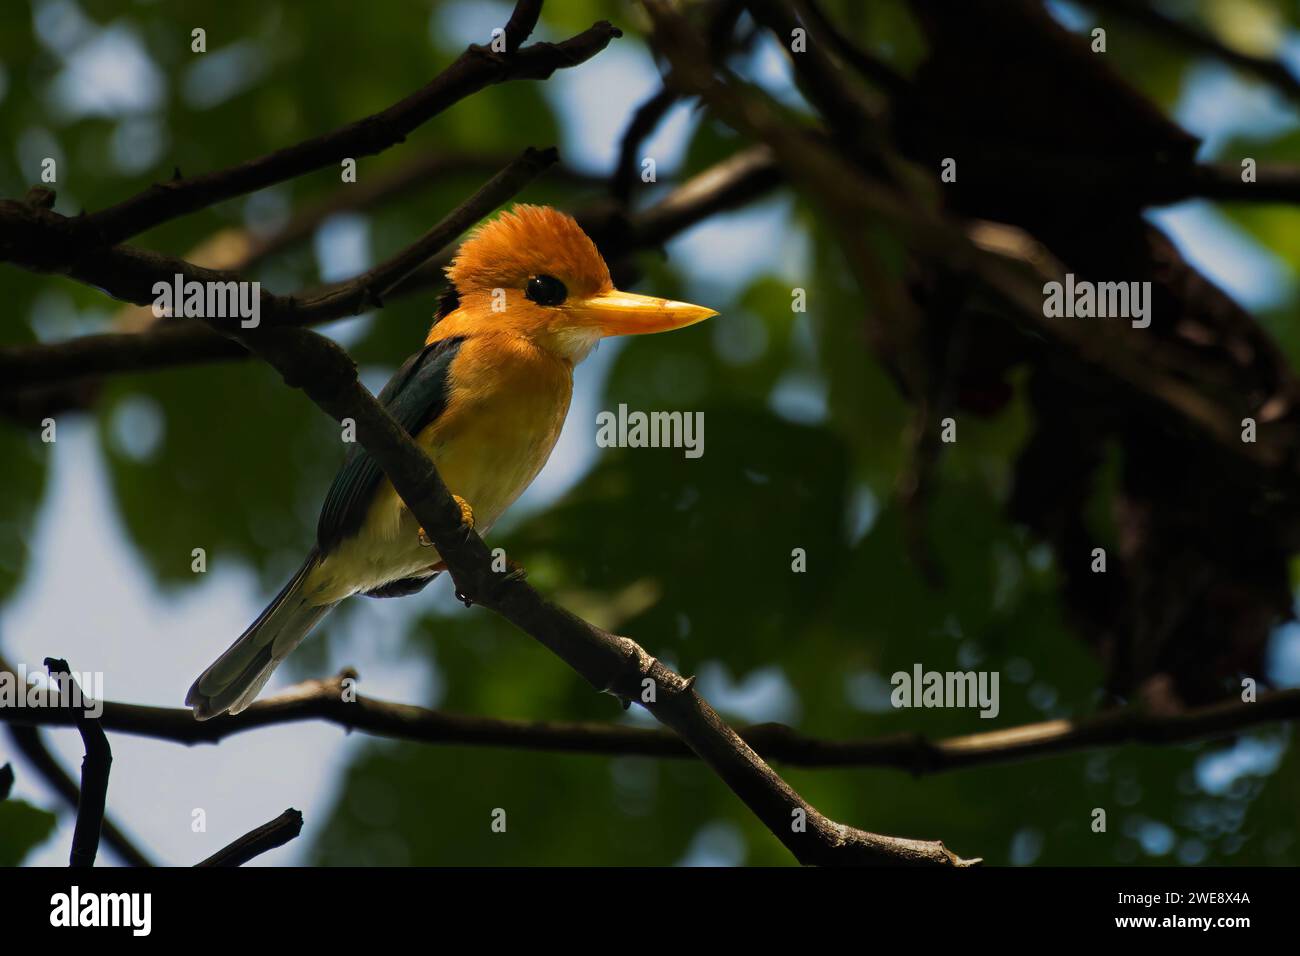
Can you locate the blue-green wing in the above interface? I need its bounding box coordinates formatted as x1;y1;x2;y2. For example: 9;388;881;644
316;336;465;553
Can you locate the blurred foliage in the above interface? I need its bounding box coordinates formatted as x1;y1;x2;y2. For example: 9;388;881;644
0;796;58;866
2;0;1299;866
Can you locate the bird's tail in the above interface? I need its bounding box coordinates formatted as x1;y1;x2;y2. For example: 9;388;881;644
186;552;335;720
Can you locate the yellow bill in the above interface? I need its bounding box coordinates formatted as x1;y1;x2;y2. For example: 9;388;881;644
567;289;717;336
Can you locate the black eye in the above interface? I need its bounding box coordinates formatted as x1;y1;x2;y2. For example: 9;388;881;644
526;274;567;306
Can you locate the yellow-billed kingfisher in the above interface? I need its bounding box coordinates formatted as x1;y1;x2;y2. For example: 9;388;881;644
187;205;716;719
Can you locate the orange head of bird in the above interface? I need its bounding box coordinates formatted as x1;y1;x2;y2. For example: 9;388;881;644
434;204;717;361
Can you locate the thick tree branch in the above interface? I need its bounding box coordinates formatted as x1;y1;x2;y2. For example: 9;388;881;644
0;1;964;864
195;808;303;867
2;667;1294;774
0;137;964;874
70;16;619;246
0;323;248;389
52;148;960;865
244;328;972;862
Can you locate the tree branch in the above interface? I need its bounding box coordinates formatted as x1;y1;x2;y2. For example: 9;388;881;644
0;147;552;398
42;658;111;867
7;167;963;862
605;143;782;250
797;0;911;96
502;0;545;55
1086;0;1300;109
1177;161;1300;204
71;15;619;246
0;147;554;342
4;725;154;866
2;666;1294;774
798;0;1300;205
0;1;962;864
240;149;603;271
0;146;780;391
273;146;560;318
655;0;1299;474
195;808;303;867
217;325;973;864
611;87;681;204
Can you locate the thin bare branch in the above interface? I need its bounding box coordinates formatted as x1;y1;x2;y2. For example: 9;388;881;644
1178;161;1300;204
42;659;111;868
502;0;545;55
71;13;619;246
611;87;681;204
798;0;910;96
2;666;1294;775
241;150;603;271
195;808;303;867
3;725;154;866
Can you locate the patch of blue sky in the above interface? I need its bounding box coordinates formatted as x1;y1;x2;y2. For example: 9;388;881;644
1148;201;1295;310
1195;735;1287;796
2;422;435;865
49;23;164;119
676;820;747;866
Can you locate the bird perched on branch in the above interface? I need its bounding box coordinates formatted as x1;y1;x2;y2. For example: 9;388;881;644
187;205;715;719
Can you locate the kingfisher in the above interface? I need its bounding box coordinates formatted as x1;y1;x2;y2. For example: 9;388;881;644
187;205;716;719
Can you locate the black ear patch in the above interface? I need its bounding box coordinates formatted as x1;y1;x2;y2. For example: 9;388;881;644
433;281;461;323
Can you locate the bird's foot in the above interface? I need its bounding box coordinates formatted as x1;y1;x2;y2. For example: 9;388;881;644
454;495;475;529
500;557;528;584
453;494;476;543
418;495;475;547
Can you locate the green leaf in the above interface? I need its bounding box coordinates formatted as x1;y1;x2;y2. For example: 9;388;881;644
0;799;59;867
